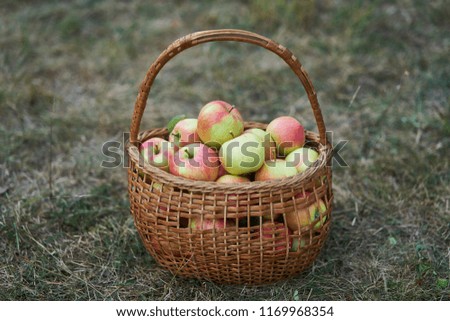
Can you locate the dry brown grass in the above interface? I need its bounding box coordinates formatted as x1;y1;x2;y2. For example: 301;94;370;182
0;0;448;300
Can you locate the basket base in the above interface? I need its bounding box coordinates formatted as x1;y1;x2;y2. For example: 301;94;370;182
156;254;320;285
141;230;329;285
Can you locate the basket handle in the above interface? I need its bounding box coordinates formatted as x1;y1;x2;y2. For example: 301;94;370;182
130;29;327;145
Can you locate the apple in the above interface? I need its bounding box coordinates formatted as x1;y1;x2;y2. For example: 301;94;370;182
285;199;327;231
294;190;311;199
316;199;328;228
190;217;228;230
219;132;265;175
290;236;310;252
261;222;291;252
244;128;277;160
285;147;319;173
197;100;244;148
169;118;201;148
152;182;163;191
140;137;173;172
244;128;266;140
285;204;316;231
254;159;298;181
266;116;305;156
216;174;250;183
169;143;219;181
217;163;228;178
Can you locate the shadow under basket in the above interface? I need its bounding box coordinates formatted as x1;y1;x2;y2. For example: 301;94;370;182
126;30;334;285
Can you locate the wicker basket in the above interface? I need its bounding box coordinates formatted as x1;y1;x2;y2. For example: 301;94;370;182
127;29;333;285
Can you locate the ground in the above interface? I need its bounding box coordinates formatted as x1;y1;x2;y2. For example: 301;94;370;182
0;0;448;300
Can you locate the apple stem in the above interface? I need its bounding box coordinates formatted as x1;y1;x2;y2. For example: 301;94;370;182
228;105;235;113
154;145;160;154
229;131;235;138
184;149;192;159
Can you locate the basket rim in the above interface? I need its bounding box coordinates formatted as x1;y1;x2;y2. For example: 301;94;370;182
127;122;332;193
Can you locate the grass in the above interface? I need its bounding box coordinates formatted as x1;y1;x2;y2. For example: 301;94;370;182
0;0;449;300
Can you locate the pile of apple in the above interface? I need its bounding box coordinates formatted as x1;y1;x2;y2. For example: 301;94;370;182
140;100;327;253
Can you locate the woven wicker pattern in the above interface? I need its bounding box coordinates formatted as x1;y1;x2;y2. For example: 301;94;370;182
126;30;334;285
